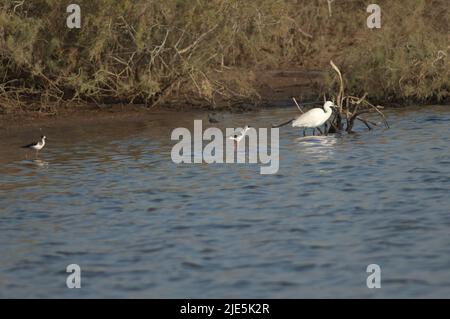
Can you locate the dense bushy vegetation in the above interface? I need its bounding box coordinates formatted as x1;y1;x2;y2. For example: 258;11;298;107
0;0;448;112
331;0;450;104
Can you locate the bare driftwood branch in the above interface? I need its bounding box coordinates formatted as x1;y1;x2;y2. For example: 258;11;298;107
292;97;304;113
326;60;388;133
330;60;344;110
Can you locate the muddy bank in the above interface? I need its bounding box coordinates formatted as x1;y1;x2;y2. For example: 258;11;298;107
0;67;446;130
0;67;326;119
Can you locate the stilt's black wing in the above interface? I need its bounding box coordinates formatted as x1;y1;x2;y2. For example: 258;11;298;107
21;142;36;149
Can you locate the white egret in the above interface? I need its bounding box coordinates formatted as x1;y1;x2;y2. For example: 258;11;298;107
291;101;337;136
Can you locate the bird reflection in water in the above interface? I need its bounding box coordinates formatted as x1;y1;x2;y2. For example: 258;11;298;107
295;135;337;161
30;159;49;168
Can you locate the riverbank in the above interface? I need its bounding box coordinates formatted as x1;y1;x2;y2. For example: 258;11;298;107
2;65;447;126
0;67;327;116
1;1;448;114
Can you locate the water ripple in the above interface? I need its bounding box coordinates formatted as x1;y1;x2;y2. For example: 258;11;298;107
0;105;449;298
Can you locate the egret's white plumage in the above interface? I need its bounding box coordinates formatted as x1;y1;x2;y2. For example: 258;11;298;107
292;101;336;129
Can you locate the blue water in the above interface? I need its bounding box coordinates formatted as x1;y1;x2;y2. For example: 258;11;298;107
0;105;449;298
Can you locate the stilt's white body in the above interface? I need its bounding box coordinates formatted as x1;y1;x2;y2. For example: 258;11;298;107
292;101;335;129
23;136;47;153
30;138;46;151
229;126;251;143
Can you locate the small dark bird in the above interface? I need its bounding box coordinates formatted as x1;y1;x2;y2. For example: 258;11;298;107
208;113;221;124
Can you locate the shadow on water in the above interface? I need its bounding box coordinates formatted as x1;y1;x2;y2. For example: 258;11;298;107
0;105;449;298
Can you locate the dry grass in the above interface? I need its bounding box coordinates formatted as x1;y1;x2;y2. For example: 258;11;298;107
0;0;448;113
325;0;449;104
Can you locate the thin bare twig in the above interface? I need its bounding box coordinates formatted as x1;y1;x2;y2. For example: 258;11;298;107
292;97;304;113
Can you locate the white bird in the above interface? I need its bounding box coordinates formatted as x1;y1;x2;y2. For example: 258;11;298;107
228;125;251;143
22;135;47;157
291;101;337;136
272;101;337;135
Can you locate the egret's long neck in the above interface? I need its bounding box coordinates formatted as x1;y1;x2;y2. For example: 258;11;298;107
323;105;333;122
40;138;45;146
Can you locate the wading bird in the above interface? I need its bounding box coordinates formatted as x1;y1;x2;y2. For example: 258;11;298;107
208;112;221;124
228;125;251;143
22;135;47;157
273;101;337;136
